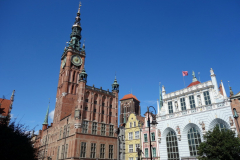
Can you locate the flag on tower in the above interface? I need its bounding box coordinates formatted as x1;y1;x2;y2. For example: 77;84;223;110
182;71;188;76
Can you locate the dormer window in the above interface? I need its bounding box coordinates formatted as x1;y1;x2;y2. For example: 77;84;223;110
189;95;195;109
168;101;173;114
203;91;211;105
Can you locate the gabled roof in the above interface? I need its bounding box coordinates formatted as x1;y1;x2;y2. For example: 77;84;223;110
187;81;201;88
0;98;11;117
120;93;140;102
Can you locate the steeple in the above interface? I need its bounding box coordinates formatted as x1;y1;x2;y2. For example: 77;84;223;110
68;2;82;52
43;101;50;125
112;75;119;92
192;71;198;82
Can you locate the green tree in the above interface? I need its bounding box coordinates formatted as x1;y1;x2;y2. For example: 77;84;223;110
197;125;240;160
0;117;37;160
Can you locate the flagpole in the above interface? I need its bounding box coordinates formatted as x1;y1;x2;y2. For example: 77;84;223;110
182;71;186;88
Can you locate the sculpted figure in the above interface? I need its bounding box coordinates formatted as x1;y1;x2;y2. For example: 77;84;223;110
176;126;180;134
200;121;205;131
229;116;234;126
175;101;178;111
198;95;202;106
158;129;161;137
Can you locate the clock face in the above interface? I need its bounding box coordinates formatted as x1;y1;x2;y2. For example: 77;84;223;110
61;56;67;68
71;55;82;66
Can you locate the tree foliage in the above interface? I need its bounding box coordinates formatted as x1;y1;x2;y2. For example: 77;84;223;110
197;125;240;160
0;117;37;160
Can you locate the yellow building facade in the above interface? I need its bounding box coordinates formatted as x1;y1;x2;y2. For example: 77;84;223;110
125;113;144;160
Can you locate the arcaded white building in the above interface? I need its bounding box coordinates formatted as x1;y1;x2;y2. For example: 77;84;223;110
156;69;236;160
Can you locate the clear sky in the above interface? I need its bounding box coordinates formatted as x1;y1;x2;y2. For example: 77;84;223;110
1;0;240;132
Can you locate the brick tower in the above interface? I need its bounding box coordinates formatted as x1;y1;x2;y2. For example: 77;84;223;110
33;4;119;160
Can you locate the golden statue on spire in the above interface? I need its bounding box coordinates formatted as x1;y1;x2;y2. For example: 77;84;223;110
78;2;82;13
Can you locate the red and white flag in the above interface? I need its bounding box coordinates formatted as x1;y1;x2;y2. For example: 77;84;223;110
182;71;188;76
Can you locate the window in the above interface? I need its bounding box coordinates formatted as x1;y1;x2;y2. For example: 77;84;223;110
101;124;106;136
57;146;60;160
110;104;112;108
61;145;65;159
85;99;88;102
59;128;62;139
217;123;227;131
102;110;104;114
90;143;96;158
135;144;140;152
109;145;113;159
129;132;133;140
144;134;148;142
109;125;114;136
63;125;66;138
65;144;68;159
147;120;150;127
92;122;97;135
67;125;70;137
80;142;86;158
110;112;112;116
189;95;195;108
180;98;186;111
151;132;155;141
82;121;88;134
166;131;179;160
129;144;133;153
94;101;97;104
204;91;211;105
135;131;139;139
94;108;96;113
130;122;132;128
134;122;136;127
129;158;133;160
188;127;201;156
145;148;148;157
168;101;173;113
102;103;105;106
85;107;88;111
152;147;156;157
100;144;105;158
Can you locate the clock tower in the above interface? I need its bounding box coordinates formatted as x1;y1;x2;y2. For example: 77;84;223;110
54;3;86;122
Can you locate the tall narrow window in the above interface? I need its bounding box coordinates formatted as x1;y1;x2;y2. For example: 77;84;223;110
129;144;133;153
82;121;88;134
151;132;155;141
203;91;211;105
57;146;60;160
216;123;227;131
67;125;70;137
166;131;179;160
135;131;139;139
189;95;195;108
180;98;186;111
135;144;140;152
101;124;106;136
61;145;65;159
109;125;114;136
130;122;132;128
168;101;173;113
90;143;96;158
187;127;201;156
100;144;105;158
145;148;148;157
59;128;62;139
65;144;68;159
152;147;156;157
144;134;148;142
109;145;113;159
129;132;133;140
92;122;97;135
134;122;136;127
80;142;86;158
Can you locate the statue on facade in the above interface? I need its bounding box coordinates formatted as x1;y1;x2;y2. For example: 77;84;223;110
229;116;234;126
197;95;202;106
199;121;205;131
176;126;180;134
175;101;178;111
158;129;161;137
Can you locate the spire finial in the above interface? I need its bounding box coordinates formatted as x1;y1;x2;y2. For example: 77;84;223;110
228;81;234;97
78;2;82;14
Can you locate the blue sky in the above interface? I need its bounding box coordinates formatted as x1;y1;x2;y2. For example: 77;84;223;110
1;0;240;132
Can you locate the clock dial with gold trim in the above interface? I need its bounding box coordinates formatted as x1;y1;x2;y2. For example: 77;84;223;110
71;55;82;66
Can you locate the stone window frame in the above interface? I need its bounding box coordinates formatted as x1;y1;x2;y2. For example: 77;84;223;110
135;131;139;139
65;144;68;159
203;91;211;105
92;122;97;135
129;132;133;140
135;144;140;152
151;132;155;141
101;124;106;136
80;142;86;158
129;144;133;153
82;121;88;134
168;101;173;113
152;147;156;157
166;131;179;160
144;133;148;142
189;95;196;109
100;144;105;158
90;143;96;158
187;127;201;156
109;125;114;137
180;97;186;111
109;145;113;159
145;148;148;157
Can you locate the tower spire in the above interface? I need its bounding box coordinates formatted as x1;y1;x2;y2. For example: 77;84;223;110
112;75;119;93
43;100;50;125
67;2;82;52
159;82;163;111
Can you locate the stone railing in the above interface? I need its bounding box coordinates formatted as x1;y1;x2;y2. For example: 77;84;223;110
158;100;230;120
163;80;213;100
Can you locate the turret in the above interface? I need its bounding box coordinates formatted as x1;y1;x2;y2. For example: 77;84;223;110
112;76;119;93
42;102;50;130
79;68;88;82
210;68;218;94
162;85;166;96
159;83;163;112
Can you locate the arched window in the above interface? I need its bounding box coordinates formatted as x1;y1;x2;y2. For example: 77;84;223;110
216;123;227;131
166;131;179;160
187;127;201;156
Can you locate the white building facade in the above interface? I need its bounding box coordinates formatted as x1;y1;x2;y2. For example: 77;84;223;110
157;69;236;160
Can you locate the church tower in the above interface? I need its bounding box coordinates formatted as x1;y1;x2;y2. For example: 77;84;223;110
34;3;119;160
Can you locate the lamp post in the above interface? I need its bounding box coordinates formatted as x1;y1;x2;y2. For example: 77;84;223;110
233;108;240;132
147;106;158;160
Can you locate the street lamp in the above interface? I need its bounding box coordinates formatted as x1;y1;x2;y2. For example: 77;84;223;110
147;106;158;160
233;108;240;132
